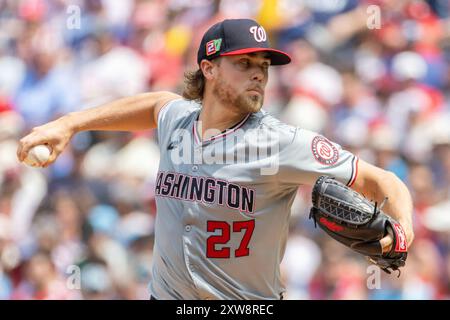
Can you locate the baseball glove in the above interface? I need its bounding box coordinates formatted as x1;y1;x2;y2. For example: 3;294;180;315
309;175;408;275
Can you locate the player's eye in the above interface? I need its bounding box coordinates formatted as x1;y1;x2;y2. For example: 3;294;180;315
238;59;249;68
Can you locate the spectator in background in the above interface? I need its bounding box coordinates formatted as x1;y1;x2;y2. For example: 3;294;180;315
13;19;80;127
0;0;449;300
12;251;81;299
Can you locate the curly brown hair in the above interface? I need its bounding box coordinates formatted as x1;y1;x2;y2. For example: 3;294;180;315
182;59;221;102
182;69;205;102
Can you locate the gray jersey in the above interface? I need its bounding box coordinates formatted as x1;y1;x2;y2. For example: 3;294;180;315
149;99;358;300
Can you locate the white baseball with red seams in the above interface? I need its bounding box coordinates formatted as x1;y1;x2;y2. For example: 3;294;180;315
23;145;51;167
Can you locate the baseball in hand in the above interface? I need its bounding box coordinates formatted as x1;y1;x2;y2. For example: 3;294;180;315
23;145;52;167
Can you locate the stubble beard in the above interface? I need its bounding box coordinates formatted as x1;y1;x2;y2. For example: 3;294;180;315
213;77;264;114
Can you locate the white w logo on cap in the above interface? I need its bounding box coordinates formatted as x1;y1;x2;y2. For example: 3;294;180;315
249;26;267;42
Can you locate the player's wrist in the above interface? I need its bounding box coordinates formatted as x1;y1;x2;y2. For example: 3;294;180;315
62;112;80;136
398;219;414;247
380;234;393;254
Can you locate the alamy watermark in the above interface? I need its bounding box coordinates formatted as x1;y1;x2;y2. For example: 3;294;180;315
366;264;382;290
66;5;81;30
367;5;382;30
66;265;81;290
168;125;282;175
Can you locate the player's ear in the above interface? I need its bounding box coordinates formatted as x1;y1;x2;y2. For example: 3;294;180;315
200;59;218;80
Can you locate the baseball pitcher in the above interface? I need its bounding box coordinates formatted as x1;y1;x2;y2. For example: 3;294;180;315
17;19;414;300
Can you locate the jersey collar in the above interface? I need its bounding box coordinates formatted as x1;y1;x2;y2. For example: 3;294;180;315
193;112;251;145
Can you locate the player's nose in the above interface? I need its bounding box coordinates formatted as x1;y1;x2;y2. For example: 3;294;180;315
251;69;265;82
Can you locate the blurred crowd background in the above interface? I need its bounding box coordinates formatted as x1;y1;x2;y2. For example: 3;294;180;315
1;0;450;300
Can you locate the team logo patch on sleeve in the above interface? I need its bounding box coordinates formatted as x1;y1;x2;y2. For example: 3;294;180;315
311;135;339;165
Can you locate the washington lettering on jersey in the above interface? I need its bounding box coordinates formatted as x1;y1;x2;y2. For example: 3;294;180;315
155;171;255;214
